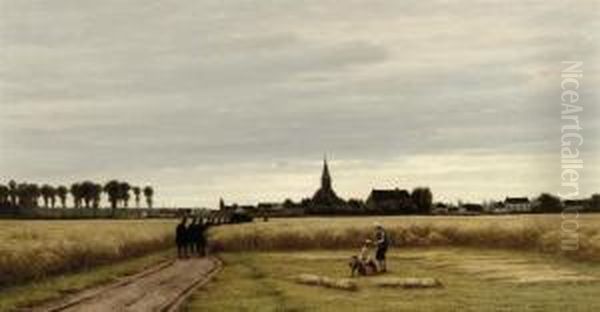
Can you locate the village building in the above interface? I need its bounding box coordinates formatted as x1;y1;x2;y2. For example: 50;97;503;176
490;201;509;214
459;203;484;215
432;203;449;215
366;188;413;213
504;197;531;213
563;199;588;212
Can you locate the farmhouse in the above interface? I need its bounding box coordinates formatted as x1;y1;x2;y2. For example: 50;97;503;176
432;203;449;215
504;197;531;213
490;201;509;214
459;203;484;215
366;188;413;213
563;199;588;212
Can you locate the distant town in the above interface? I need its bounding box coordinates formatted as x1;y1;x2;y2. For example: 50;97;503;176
1;157;598;220
220;158;600;218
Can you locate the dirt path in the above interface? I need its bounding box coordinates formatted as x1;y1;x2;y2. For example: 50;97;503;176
31;257;221;312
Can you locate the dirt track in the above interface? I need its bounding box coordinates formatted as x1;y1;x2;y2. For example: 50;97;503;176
31;257;220;312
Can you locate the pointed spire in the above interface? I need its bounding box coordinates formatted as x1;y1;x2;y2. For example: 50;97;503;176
321;154;332;190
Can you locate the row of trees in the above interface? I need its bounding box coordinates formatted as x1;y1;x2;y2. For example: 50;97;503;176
0;180;155;215
410;187;434;214
533;193;600;213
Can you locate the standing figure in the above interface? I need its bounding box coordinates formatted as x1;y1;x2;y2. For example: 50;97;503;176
176;217;188;259
191;217;204;257
186;217;198;257
196;218;207;257
374;222;389;272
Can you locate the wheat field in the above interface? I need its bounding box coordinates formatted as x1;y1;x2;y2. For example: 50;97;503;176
0;220;176;287
2;214;598;288
209;214;600;261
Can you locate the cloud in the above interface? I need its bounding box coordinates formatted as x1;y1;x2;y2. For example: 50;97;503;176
1;0;598;206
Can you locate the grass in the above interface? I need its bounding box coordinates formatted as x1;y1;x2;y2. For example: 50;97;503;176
209;214;600;261
2;215;599;310
0;219;176;287
0;249;173;312
186;248;600;311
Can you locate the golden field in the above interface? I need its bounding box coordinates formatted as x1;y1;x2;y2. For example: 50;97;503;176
0;220;176;287
209;214;600;261
2;214;598;290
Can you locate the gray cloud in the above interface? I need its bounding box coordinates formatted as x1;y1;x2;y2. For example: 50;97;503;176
1;0;598;206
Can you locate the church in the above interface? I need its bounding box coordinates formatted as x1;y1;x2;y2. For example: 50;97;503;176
309;157;346;213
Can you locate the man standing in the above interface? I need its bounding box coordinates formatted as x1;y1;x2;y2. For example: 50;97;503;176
176;217;188;259
197;218;208;257
186;217;198;256
374;222;389;272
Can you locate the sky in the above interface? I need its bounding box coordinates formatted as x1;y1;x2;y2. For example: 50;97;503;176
1;0;599;208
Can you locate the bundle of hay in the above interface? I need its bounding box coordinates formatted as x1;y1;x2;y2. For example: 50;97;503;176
296;274;322;286
295;274;358;291
374;277;443;289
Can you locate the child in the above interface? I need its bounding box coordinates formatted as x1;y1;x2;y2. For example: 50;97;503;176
349;239;378;276
360;239;379;275
359;239;372;262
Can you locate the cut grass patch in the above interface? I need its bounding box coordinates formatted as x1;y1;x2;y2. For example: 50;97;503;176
184;254;307;312
416;250;598;284
187;248;600;311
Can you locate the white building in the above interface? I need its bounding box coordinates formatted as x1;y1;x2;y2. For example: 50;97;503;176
504;197;531;213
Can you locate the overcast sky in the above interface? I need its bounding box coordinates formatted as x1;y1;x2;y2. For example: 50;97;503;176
1;0;598;207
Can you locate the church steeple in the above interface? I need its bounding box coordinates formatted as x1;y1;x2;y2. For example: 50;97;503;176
321;155;332;190
312;155;344;209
